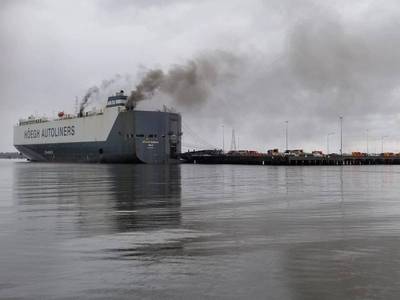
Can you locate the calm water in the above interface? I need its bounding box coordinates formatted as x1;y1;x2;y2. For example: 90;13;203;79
1;160;400;299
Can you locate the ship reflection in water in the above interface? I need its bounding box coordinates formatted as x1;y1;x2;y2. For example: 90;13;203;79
14;163;182;234
2;161;400;299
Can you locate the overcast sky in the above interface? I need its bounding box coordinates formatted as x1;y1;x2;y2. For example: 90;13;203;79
2;0;400;153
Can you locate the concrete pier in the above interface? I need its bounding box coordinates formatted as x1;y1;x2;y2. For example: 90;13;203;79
182;153;400;166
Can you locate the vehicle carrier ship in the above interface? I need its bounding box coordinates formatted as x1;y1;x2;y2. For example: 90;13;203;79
13;91;182;164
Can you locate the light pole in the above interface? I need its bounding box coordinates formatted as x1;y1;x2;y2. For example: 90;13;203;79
285;121;288;152
381;135;388;153
222;124;225;153
327;132;335;155
366;129;369;155
339;116;343;156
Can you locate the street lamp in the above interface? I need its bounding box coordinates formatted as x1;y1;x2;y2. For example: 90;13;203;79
285;121;289;152
339;116;343;156
381;135;388;153
222;124;225;153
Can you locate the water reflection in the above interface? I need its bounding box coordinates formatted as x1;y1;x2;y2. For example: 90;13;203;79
107;164;181;232
13;162;182;236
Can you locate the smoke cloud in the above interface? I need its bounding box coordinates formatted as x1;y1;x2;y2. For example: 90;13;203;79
126;51;240;109
223;4;400;152
126;70;164;108
79;74;125;116
79;86;99;116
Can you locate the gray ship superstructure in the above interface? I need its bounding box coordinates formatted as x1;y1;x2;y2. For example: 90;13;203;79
14;91;182;164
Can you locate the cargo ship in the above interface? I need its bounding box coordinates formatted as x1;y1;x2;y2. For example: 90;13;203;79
13;91;182;164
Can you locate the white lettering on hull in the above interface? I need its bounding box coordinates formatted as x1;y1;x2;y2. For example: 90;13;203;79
14;107;120;146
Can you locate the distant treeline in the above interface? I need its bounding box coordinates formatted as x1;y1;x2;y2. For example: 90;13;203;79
0;152;24;159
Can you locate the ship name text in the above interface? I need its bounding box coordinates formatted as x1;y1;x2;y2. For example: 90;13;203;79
24;126;76;139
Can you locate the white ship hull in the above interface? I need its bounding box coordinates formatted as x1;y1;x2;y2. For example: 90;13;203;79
14;106;182;164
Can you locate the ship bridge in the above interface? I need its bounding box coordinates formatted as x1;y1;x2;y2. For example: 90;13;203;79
106;90;127;108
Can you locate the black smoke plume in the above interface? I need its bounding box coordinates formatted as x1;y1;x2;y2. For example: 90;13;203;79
126;51;239;109
79;74;123;116
126;70;164;108
79;86;99;116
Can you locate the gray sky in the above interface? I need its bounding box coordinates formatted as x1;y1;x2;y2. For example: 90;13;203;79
2;0;400;153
